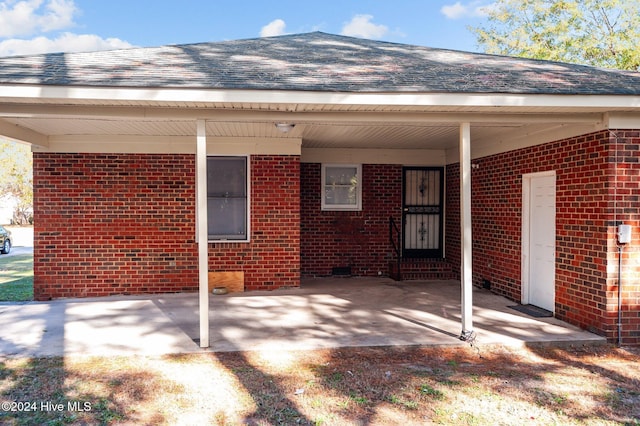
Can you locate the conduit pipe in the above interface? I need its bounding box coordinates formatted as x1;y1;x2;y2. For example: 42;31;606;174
618;245;623;347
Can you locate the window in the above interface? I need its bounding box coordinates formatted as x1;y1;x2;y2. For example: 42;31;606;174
321;164;362;211
207;156;249;241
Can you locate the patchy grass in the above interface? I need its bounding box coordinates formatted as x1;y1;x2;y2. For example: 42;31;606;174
0;344;638;425
0;253;33;302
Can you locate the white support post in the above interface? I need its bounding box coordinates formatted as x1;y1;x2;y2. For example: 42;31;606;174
459;122;474;341
196;119;209;348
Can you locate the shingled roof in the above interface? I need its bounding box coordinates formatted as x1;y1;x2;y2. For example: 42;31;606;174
0;31;639;95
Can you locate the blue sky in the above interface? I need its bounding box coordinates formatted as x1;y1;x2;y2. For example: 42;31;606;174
0;0;495;57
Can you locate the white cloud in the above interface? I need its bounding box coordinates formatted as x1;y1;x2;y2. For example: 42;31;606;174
0;32;133;56
441;2;467;19
260;19;287;37
40;0;77;32
340;14;388;39
441;1;493;20
0;0;78;37
0;0;135;57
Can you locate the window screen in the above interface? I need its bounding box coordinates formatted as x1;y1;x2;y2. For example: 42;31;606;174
207;156;248;240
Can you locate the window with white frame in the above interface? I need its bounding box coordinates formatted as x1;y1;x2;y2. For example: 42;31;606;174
321;164;362;211
207;156;249;241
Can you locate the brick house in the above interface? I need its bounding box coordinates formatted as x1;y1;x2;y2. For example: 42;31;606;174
0;32;639;346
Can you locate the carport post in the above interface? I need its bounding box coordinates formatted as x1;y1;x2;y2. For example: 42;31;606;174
196;119;209;348
459;122;474;341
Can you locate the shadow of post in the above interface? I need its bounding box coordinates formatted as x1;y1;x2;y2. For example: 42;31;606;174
211;350;314;425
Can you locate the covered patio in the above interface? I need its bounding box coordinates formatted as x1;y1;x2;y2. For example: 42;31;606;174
0;278;604;357
2;32;639;346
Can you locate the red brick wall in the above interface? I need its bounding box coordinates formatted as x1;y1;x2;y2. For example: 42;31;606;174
33;153;199;299
208;155;300;290
607;130;640;345
33;153;301;299
301;163;402;276
446;129;640;344
444;164;460;283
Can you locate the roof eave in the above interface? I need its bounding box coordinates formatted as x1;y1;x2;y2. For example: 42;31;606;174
1;83;640;110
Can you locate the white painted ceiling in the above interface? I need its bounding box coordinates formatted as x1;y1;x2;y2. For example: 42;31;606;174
0;99;622;152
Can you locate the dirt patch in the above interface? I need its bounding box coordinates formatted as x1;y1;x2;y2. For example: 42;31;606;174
1;344;638;425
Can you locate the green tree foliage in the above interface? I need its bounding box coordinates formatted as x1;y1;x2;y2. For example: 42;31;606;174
0;139;33;224
470;0;640;70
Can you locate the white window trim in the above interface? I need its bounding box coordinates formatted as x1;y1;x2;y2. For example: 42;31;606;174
321;163;362;211
207;155;251;243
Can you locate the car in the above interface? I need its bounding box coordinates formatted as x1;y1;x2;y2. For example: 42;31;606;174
0;226;11;254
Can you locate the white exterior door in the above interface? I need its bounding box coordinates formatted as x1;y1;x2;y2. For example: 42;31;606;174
523;173;556;312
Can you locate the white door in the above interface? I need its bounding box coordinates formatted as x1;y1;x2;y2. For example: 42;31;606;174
527;174;556;312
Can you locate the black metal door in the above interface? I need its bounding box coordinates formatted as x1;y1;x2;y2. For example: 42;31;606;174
402;167;444;258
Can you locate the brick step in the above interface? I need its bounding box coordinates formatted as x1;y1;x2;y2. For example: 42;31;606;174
389;259;455;281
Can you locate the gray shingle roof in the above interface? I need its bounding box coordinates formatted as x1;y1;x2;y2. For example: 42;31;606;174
0;32;639;95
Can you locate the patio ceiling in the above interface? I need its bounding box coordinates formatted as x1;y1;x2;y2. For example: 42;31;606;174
0;95;620;156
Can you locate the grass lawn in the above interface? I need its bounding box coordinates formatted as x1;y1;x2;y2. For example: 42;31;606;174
0;344;638;425
0;253;33;302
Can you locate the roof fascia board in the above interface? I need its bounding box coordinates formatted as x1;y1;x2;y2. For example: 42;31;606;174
1;84;640;109
605;112;640;129
0;117;48;147
42;134;301;155
301;148;446;166
0;103;605;125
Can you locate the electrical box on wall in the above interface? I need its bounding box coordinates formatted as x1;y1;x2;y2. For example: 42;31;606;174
618;224;632;244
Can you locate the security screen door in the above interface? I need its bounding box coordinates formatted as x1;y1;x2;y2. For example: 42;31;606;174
402;167;444;258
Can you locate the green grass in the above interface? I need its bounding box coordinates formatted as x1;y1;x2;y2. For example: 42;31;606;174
0;253;33;301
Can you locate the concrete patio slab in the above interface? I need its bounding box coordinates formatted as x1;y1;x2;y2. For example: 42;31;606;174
0;278;606;357
0;298;201;357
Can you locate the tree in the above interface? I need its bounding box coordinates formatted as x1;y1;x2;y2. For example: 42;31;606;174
0;139;33;225
469;0;640;71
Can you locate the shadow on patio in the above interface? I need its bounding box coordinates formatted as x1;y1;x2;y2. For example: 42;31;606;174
0;277;606;357
156;277;606;353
